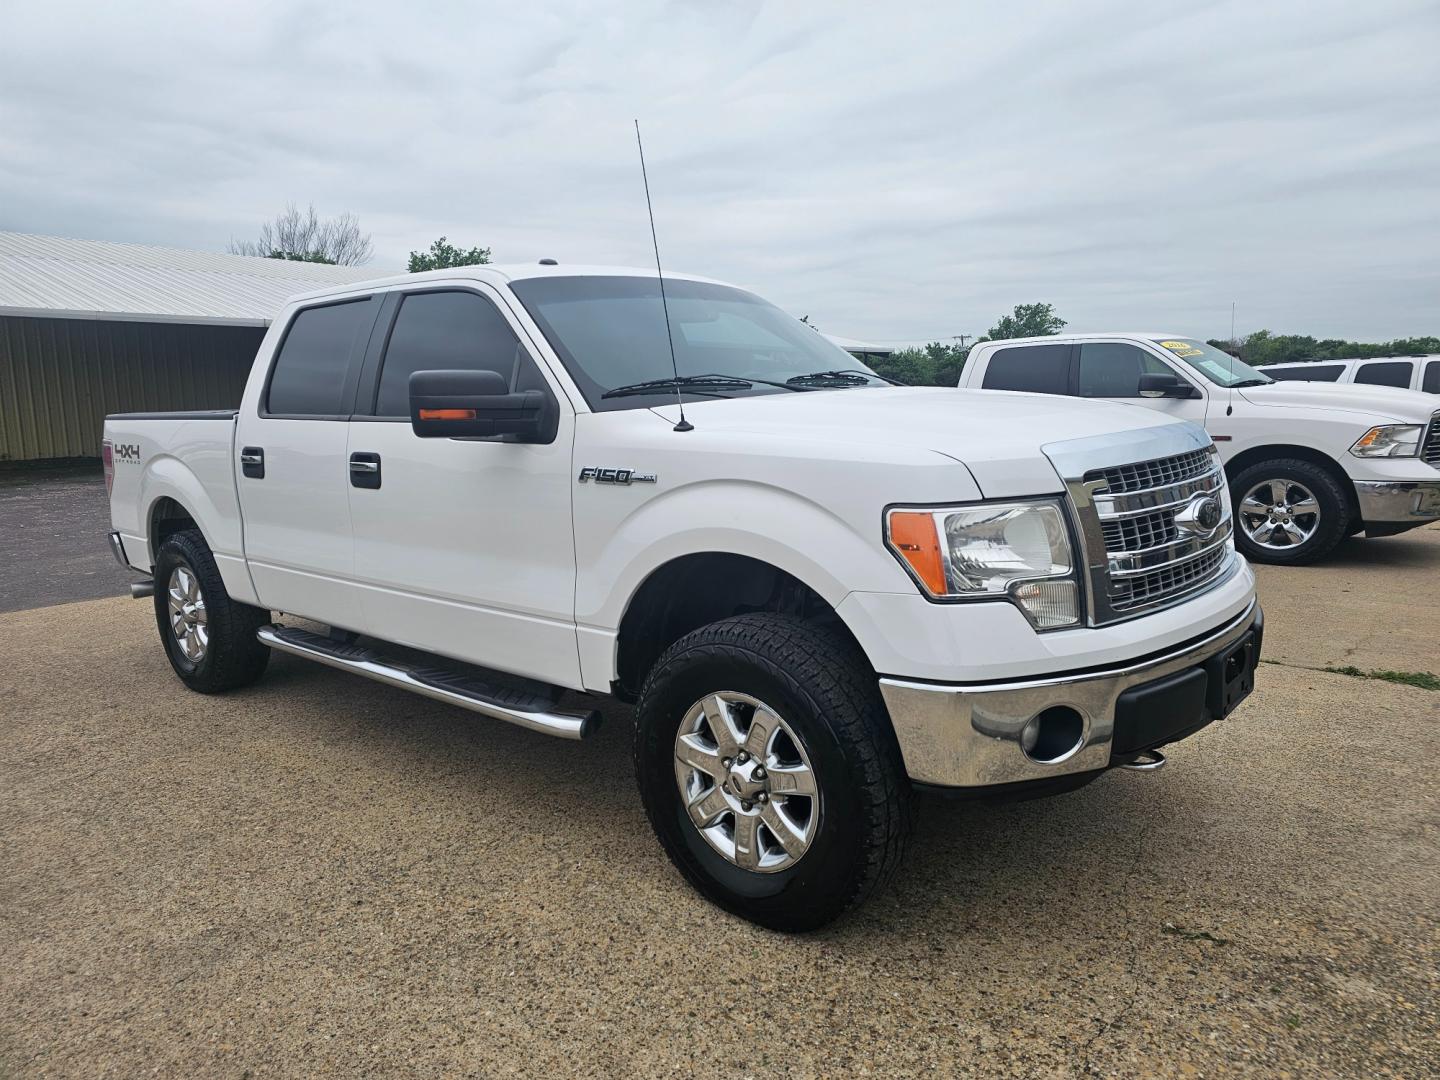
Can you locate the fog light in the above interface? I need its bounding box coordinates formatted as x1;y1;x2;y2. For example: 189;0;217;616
1011;579;1079;628
1020;706;1086;763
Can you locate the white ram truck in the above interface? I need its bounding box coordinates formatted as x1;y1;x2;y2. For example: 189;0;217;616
959;334;1440;564
105;266;1262;929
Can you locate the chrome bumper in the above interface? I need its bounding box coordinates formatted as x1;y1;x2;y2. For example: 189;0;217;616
879;600;1260;789
1354;480;1440;524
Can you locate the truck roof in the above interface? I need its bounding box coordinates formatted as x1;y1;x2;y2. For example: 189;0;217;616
972;332;1187;347
286;263;732;305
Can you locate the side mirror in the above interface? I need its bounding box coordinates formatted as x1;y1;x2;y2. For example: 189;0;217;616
409;369;557;443
1138;372;1197;399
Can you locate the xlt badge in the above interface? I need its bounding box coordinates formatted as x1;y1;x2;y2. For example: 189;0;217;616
578;467;657;485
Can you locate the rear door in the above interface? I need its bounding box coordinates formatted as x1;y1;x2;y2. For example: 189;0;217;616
345;283;581;687
235;294;381;630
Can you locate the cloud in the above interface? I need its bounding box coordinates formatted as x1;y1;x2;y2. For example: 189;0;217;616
1;0;1436;340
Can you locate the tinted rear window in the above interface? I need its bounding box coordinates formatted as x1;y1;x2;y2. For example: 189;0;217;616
1267;365;1345;382
982;345;1071;394
1354;361;1413;389
267;299;375;416
1424;361;1440;394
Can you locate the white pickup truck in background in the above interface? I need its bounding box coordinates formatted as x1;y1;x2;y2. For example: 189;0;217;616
105;265;1262;929
959;334;1440;564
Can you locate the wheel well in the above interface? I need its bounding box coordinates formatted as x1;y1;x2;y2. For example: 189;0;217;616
614;553;866;701
1224;444;1360;522
148;497;200;560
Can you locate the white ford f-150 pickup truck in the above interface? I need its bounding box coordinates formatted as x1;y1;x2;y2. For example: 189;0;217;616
959;334;1440;565
105;266;1262;929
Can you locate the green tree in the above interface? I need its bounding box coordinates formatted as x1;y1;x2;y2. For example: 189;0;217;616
983;302;1066;341
408;237;492;273
870;341;970;386
1230;330;1440;366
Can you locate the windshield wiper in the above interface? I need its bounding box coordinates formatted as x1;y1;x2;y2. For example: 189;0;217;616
602;374;753;399
786;368;907;387
1229;378;1272;388
601;373;812;399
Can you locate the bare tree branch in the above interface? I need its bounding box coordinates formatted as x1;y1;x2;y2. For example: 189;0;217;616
227;203;373;265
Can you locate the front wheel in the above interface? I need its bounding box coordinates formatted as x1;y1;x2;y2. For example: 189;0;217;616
153;528;271;693
633;614;911;931
1229;458;1350;565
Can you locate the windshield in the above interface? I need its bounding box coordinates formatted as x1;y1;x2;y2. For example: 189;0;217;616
509;275;887;410
1151;338;1274;388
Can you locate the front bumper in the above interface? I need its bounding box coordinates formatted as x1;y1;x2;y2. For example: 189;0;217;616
1354;480;1440;527
879;600;1263;790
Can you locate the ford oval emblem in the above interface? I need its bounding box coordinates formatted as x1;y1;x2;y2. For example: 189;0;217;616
1176;493;1224;537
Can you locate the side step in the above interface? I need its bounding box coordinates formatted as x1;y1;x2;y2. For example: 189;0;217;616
256;625;599;740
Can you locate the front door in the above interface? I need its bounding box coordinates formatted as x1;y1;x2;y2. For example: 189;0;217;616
1075;340;1210;426
345;284;582;688
235;294;381;631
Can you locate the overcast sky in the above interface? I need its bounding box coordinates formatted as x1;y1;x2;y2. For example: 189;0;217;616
2;0;1437;342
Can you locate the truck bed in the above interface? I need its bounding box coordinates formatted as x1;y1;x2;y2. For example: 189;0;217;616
104;410;243;583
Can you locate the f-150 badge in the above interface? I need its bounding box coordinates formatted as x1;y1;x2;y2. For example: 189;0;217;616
578;467;657;485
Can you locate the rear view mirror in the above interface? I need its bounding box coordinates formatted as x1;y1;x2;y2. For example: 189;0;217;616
409;369;557;443
1138;372;1197;399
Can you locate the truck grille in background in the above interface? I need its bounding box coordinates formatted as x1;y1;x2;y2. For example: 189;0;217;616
1077;445;1234;623
1424;412;1440;467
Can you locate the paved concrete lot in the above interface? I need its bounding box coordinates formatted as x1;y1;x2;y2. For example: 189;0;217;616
0;463;132;614
1;531;1437;1078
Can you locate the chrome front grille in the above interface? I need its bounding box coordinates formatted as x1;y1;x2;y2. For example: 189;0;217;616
1110;541;1230;612
1101;507;1179;552
1047;428;1237;627
1087;447;1213;494
1424;412;1440;467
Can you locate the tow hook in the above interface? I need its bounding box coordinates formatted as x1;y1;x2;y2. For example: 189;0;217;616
1118;749;1166;772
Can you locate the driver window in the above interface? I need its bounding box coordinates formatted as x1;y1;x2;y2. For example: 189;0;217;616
1078;343;1175;398
373;290;541;417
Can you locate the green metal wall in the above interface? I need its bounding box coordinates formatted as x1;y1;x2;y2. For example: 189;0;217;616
0;316;264;461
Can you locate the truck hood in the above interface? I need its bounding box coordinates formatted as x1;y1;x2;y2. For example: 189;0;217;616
1238;381;1438;423
648;387;1190;496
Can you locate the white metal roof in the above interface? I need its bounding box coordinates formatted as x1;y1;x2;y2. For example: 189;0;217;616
822;333;893;355
0;231;377;327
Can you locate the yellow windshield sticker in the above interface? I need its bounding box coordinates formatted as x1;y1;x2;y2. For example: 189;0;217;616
1159;340;1203;358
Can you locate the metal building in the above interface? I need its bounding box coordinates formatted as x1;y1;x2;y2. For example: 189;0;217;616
0;232;373;461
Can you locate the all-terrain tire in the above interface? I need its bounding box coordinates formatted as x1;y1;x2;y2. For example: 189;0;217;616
153;528;271;693
633;613;911;931
1229;457;1351;565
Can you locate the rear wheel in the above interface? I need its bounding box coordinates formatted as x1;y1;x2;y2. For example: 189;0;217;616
633;614;911;931
153;529;271;693
1230;458;1350;565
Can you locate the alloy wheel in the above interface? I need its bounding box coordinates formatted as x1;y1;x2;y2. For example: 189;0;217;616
1238;478;1321;551
166;565;209;662
672;691;820;873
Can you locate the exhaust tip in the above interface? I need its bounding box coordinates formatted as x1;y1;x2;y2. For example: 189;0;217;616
1020;706;1086;764
129;581;155;599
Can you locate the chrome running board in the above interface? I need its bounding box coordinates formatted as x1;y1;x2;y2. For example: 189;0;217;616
257;625;599;740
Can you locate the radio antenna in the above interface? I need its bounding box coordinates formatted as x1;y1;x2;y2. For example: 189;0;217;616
634;119;691;432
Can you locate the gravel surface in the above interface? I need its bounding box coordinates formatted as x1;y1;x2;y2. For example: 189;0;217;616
0;463;130;614
3;550;1437;1078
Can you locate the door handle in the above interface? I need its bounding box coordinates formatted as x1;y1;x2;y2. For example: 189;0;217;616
349;452;381;489
240;446;265;479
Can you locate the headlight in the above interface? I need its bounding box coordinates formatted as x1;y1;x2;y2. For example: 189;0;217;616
1351;425;1424;458
885;500;1081;628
